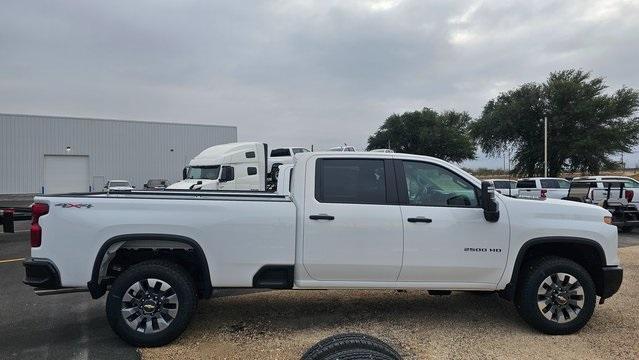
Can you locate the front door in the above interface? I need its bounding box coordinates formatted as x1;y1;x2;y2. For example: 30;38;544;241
302;157;403;282
396;160;509;285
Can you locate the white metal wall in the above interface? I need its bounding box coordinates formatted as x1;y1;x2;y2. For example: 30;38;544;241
0;113;237;194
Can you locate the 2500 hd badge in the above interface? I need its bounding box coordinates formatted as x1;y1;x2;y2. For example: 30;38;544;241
464;247;502;253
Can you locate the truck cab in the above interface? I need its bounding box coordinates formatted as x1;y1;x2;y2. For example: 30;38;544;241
167;142;268;191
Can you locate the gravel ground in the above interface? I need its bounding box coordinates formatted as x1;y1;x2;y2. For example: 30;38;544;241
146;246;638;359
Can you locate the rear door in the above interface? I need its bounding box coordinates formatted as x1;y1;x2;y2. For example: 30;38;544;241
396;160;509;285
302;157;403;281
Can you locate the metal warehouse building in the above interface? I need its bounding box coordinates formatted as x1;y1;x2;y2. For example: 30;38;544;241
0;113;237;194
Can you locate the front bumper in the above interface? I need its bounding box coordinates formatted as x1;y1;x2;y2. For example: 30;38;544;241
23;257;61;289
599;266;623;299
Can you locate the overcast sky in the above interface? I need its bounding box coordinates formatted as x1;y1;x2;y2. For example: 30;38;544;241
1;0;638;168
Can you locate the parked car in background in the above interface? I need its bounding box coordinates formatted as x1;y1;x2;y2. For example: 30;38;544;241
516;177;570;199
572;176;639;206
328;145;356;152
143;179;168;190
104;180;134;191
564;179;639;232
370;149;395;153
487;179;518;197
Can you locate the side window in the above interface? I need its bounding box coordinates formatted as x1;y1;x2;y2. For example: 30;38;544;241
245;151;256;159
402;161;478;207
247;167;257;176
316;159;386;204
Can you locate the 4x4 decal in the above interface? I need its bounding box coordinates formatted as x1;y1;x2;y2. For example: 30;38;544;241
55;203;93;209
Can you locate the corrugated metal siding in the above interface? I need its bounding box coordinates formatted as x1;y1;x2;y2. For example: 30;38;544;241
0;113;237;194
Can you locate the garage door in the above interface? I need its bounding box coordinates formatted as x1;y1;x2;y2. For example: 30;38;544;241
44;155;90;194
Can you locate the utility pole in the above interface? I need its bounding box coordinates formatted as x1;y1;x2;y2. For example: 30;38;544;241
544;116;548;177
507;148;511;178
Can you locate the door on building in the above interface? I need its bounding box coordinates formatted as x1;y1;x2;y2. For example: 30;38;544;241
44;155;90;193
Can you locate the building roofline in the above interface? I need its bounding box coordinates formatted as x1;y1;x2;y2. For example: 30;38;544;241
0;112;237;130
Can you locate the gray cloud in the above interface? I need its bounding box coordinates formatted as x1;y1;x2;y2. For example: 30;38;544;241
1;0;638;167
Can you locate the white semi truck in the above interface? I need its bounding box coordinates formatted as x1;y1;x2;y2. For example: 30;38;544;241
167;142;268;191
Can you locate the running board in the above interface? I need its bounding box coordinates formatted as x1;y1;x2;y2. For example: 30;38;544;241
35;287;89;296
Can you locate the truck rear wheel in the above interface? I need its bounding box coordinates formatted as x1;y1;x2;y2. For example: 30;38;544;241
516;256;596;335
106;260;197;347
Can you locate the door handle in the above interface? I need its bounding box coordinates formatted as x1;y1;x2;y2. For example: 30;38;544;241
309;214;335;220
407;217;432;223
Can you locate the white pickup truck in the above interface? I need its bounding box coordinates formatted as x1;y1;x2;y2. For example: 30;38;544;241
516;177;571;199
23;152;622;347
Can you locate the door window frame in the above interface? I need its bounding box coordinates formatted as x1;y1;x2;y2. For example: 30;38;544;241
393;159;481;208
314;158;399;205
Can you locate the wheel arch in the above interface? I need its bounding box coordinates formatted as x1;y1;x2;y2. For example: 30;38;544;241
502;236;607;301
88;234;213;299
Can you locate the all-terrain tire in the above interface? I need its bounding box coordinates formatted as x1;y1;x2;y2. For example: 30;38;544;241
301;333;401;360
323;349;396;360
106;260;198;347
515;256;596;335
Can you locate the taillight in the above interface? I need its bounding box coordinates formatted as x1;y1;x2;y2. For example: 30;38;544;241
626;190;634;203
31;203;49;247
540;189;548;199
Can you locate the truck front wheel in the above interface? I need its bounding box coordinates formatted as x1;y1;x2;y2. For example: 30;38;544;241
516;256;596;335
106;260;198;347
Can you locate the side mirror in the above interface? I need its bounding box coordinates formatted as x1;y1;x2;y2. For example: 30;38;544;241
182;167;188;180
481;181;499;222
219;166;234;182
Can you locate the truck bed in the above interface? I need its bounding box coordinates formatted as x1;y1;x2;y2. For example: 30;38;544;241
33;190;296;288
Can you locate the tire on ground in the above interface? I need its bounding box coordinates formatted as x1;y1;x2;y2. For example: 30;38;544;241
301;333;401;360
324;349;396;360
106;259;198;347
515;256;596;335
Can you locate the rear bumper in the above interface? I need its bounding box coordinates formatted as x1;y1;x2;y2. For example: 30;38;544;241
23;257;61;289
599;266;623;299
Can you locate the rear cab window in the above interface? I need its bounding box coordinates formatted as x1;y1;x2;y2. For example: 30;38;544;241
540;179;570;189
493;181;512;189
516;180;537;189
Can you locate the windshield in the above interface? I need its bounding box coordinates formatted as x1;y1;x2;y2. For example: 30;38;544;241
109;181;130;187
187;165;220;180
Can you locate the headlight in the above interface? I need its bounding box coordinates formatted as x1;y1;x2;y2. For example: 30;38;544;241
604;216;613;225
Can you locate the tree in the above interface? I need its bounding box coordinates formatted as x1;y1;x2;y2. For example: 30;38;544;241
366;108;476;163
471;70;639;176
